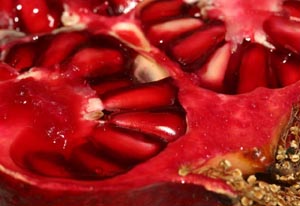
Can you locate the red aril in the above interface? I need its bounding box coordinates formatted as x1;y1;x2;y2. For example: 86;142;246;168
17;0;62;33
91;78;133;96
66;47;125;78
37;31;88;67
147;18;203;48
236;43;269;93
139;0;184;24
70;143;128;179
283;0;300;18
4;42;39;72
101;78;177;111
24;151;73;178
0;63;18;80
196;43;231;92
170;23;226;68
90;125;162;161
109;110;187;142
271;51;300;87
264;15;300;54
0;0;17;29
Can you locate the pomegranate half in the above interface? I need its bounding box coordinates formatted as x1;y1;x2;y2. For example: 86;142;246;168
0;0;300;205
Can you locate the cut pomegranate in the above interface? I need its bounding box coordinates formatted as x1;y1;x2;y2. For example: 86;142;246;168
0;0;300;206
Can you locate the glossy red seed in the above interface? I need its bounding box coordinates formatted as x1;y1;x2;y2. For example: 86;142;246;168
271;52;300;86
223;45;244;94
109;111;186;142
0;0;14;14
91;78;133;96
38;32;88;67
283;0;300;19
91;125;162;161
68;47;125;78
147;18;203;48
102;79;176;111
17;0;60;33
71;144;126;179
25;152;72;178
237;44;269;93
109;0;139;14
5;43;37;71
264;15;300;54
171;25;226;67
0;0;17;29
140;0;184;24
196;43;231;93
0;63;18;81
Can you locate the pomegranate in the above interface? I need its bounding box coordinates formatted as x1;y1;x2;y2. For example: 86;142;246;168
0;0;300;205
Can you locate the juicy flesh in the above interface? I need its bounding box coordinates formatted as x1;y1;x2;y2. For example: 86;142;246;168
0;0;299;188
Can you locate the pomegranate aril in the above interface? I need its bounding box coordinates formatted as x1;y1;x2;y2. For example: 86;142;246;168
223;44;247;94
24;151;72;178
0;0;14;13
17;0;61;33
5;42;38;72
264;15;300;54
0;0;17;29
109;110;186;142
67;47;125;78
91;125;162;161
0;63;18;81
147;18;203;48
38;32;88;67
91;78;133;96
170;24;226;68
271;52;300;87
139;0;184;24
102;79;177;111
237;44;269;93
71;143;127;179
196;43;231;92
283;0;300;19
109;0;139;15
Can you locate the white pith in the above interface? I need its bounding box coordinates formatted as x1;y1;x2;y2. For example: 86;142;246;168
133;55;170;83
